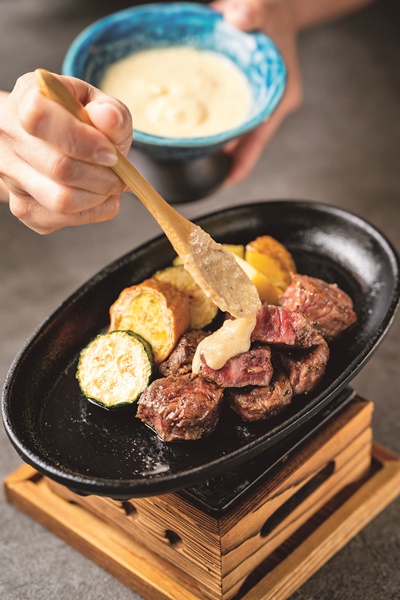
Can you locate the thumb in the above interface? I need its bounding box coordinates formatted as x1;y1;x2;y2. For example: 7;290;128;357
85;99;133;155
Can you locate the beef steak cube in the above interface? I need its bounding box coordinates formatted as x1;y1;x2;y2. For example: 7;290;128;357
227;370;293;421
279;274;357;340
158;329;209;377
275;336;329;395
252;305;321;348
198;344;273;388
136;373;223;441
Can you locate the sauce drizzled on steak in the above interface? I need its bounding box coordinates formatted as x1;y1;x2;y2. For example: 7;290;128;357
136;274;357;439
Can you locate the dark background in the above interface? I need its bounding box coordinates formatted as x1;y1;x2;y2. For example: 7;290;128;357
0;1;399;598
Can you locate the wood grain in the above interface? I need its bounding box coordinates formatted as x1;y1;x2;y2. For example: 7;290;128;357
4;398;400;600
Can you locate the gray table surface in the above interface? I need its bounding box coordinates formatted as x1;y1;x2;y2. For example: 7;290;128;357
1;1;399;598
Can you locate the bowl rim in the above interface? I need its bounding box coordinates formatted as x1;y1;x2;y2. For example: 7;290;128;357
62;1;286;148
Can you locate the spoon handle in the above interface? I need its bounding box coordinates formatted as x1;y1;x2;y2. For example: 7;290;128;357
35;69;192;252
35;69;262;318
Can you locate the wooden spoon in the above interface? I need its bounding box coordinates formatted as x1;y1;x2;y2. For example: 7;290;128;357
35;69;260;318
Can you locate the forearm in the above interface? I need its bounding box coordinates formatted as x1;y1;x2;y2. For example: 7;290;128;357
292;0;374;31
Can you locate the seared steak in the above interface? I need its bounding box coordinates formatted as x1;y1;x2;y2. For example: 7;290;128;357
275;338;329;395
158;329;209;377
138;276;356;439
279;274;357;340
136;373;223;442
252;305;322;348
198;344;273;388
227;370;293;421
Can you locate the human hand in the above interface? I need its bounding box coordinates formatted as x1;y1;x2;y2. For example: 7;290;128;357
0;72;132;234
212;0;303;185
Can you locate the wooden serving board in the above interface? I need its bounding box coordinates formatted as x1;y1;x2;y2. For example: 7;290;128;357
4;398;400;600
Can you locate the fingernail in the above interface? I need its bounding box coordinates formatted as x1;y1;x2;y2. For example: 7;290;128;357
93;148;118;166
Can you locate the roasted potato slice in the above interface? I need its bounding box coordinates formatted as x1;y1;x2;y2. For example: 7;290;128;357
234;255;282;304
172;255;184;266
154;265;218;329
222;244;245;258
77;331;153;409
245;235;296;291
109;278;190;364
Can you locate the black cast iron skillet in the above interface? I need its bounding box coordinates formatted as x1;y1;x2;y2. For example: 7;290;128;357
2;201;399;499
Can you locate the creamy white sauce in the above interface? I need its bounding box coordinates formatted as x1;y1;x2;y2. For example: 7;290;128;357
182;226;261;372
192;314;257;373
100;46;252;138
183;226;261;319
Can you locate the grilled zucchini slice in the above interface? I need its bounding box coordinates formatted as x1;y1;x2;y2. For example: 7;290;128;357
154;265;218;329
77;330;153;409
109;278;190;364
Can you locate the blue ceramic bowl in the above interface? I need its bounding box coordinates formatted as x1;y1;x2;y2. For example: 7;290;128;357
63;2;286;160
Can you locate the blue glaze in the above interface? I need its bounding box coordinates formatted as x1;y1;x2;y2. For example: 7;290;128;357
63;2;286;160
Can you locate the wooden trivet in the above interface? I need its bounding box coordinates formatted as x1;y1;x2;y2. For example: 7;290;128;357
4;397;400;599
